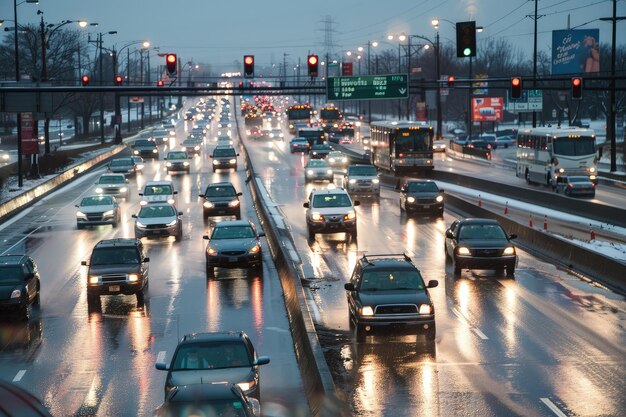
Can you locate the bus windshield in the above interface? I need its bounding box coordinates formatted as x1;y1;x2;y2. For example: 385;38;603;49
320;109;341;120
552;137;595;156
395;130;431;153
288;108;311;119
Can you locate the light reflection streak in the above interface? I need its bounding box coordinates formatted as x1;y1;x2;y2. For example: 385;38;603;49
355;354;382;415
206;279;221;331
127;312;152;415
250;278;264;337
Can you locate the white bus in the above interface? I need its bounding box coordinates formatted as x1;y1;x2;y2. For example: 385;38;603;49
516;127;597;186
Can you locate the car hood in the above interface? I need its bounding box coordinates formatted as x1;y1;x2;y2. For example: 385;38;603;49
458;238;510;249
358;290;431;306
168;367;254;388
209;238;257;251
0;283;23;300
98;182;126;188
78;204;115;214
88;264;141;275
306;166;332;172
407;191;439;199
137;216;177;226
204;196;237;203
312;207;353;216
347;174;377;180
142;195;172;203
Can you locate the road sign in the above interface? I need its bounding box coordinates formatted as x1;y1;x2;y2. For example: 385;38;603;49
508;89;542;112
326;74;408;101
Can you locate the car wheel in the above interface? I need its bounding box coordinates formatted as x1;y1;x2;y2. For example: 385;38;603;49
21;304;30;321
444;244;451;261
525;170;532;185
212;167;216;173
426;323;436;341
206;262;215;278
453;260;462;275
348;310;355;329
437;209;444;218
112;219;118;228
136;290;145;305
506;264;516;277
307;226;315;240
175;230;183;242
355;324;366;342
350;231;357;242
34;287;41;307
87;294;99;306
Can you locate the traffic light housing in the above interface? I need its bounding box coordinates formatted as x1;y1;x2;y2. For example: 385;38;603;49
456;21;476;58
157;80;164;87
243;55;254;78
114;75;123;86
166;54;177;76
511;77;522;100
307;55;319;77
81;75;89;86
571;77;582;100
447;75;455;88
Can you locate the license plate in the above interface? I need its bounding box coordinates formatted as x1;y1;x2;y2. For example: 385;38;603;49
423;205;430;209
229;257;238;262
109;285;120;292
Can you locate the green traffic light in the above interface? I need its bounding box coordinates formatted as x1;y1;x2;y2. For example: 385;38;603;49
464;47;472;56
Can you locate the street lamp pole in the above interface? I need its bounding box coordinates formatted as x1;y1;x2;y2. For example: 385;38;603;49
435;30;442;140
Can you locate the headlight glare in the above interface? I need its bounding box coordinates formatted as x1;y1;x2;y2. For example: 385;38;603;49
248;245;260;254
503;246;516;255
10;289;22;298
128;274;139;282
457;247;471;255
360;306;374;316
436;195;444;203
419;304;432;315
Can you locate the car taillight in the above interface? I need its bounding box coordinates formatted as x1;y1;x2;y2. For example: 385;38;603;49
568;184;573;188
399;153;404;158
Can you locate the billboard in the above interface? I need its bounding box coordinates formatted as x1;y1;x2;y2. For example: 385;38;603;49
472;97;503;122
21;112;39;155
552;29;600;75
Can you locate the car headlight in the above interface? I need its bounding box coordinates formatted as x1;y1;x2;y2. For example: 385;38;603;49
327;169;333;175
203;201;215;208
103;210;114;217
166;162;172;167
140;200;148;206
342;158;347;163
95;187;103;193
311;212;324;222
344;211;356;220
372;178;380;184
229;199;240;207
213;160;220;165
307;170;314;175
167;219;177;226
88;276;99;285
167;198;175;204
128;274;139;282
133;150;139;155
10;289;22;299
269;133;275;138
120;187;128;193
229;159;236;164
207;247;218;256
183;161;189;166
360;306;374;316
589;167;596;173
237;380;256;392
153;149;158;153
194;146;200;150
457;247;471;255
503;246;516;255
329;158;335;163
76;211;87;218
559;168;565;173
436;195;444;203
248;245;260;254
349;179;356;184
407;196;416;203
419;304;432;315
136;221;147;228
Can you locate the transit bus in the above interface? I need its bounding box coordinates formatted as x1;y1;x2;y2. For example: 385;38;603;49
318;105;343;133
370;121;434;175
515;127;598;186
286;104;312;133
297;127;327;146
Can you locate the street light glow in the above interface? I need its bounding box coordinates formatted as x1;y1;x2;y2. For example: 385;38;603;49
398;34;407;41
357;46;363;52
424;44;430;50
346;51;352;56
372;41;378;47
387;35;393;40
77;20;88;28
142;41;150;48
431;19;439;27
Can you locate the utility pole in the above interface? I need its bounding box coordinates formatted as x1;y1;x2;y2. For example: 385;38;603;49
528;0;544;128
14;0;23;187
435;30;442;140
99;33;105;143
140;49;144;129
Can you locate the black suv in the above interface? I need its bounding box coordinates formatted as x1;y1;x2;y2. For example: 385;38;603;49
0;255;41;320
399;180;445;217
344;254;438;342
199;182;242;219
132;139;159;159
81;239;150;306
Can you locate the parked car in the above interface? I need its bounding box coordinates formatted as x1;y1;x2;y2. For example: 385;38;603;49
555;175;596;198
132;203;183;242
199;182;242;220
203;220;265;277
344;253;438;341
399;180;444;217
444;218;517;276
0;255;41;320
75;195;120;229
154;384;261;417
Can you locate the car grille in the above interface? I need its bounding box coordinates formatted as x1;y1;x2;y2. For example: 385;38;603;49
375;304;418;315
357;179;372;185
212;202;229;208
474;248;503;257
326;215;342;223
146;224;168;229
222;250;246;256
415;198;435;204
102;273;127;283
87;213;104;220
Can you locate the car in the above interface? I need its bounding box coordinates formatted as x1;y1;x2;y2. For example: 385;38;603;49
94;174;129;197
132;139;159;159
203;220;265;277
151;129;170;144
106;157;137;176
289;137;309;153
0;381;53;417
162;123;176;136
444;218;518;276
0;255;41;320
139;180;177;206
495;135;516;148
132;203;183;242
269;128;284;140
342;164;380;197
154;383;261;417
480;134;498;149
466;140;490;150
433;139;447;152
217;136;234;147
309;142;331;159
219;121;232;129
191;127;205;139
327;151;349;170
199;182;242;220
248;127;263;139
75;195;120;229
259;129;271;140
182;137;202;155
344;253;438;341
81;238;150;306
155;331;270;400
131;156;145;172
211;146;239;172
399;180;444;217
555;175;596;198
304;159;334;183
1;151;10;163
165;151;190;173
339;136;353;145
184;111;194;121
303;187;359;240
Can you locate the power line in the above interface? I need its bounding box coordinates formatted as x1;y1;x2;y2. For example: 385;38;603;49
484;1;528;29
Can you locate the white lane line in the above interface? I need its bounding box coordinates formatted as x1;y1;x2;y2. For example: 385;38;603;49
472;327;489;340
156;351;167;364
13;370;26;382
540;398;568;417
1;226;42;256
451;307;467;323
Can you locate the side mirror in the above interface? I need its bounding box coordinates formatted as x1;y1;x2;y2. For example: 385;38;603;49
509;234;517;240
173;191;178;195
138;193;144;196
236;192;243;196
131;214;137;218
254;356;270;366
81;260;87;266
203;235;209;240
75;204;79;208
439;188;445;193
303;202;309;208
209;155;214;158
257;232;266;238
155;361;169;371
344;283;355;291
178;212;183;216
427;280;439;288
445;230;454;239
143;257;150;262
163;157;167;160
353;201;361;206
236;153;240;156
198;194;205;198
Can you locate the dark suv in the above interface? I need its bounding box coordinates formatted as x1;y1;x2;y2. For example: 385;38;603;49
344;254;438;342
199;182;242;219
0;255;41;320
81;239;150;306
399;180;445;217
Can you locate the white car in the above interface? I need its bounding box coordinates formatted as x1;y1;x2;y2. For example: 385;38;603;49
139;180;178;206
343;164;380;197
94;174;129;197
303;187;360;240
75;195;120;229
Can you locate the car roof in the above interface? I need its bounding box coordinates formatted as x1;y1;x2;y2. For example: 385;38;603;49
181;331;247;343
206;182;235;188
100;173;126;178
213;220;252;228
0;255;28;266
458;218;501;226
309;187;349;196
358;254;417;270
144;180;173;186
406;179;436;184
94;238;141;248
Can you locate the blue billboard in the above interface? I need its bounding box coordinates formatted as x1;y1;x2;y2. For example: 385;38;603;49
552;29;600;75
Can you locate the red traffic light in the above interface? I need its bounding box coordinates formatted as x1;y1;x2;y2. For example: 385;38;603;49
81;75;89;86
244;56;254;65
447;75;455;88
157;80;164;87
511;77;522;99
571;77;583;99
512;77;521;87
308;55;318;65
307;54;319;77
115;75;123;86
243;55;254;78
166;54;177;76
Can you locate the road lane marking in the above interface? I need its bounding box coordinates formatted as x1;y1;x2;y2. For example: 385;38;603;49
13;370;26;382
156;351;166;364
540;398;568;417
472;327;489;340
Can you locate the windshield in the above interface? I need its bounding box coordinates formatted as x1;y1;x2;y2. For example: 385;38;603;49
109;159;132;167
213;148;236;157
81;196;114;206
359;269;425;291
552;137;595;156
312;193;352;208
458;224;507;240
152;130;168;137
395;129;431;153
0;266;23;284
407;182;439;193
307;160;329;168
138;205;176;218
348;166;377;176
90;248;139;265
212;226;255;239
99;175;125;184
167;152;187;160
288;108;311;119
143;185;173;195
134;140;154;147
172;342;251;371
206;186;237;197
321;109;341;120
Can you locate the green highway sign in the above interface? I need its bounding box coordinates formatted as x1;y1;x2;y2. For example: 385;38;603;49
326;74;409;101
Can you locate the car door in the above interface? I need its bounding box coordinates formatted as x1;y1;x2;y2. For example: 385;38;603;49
445;221;459;256
346;264;362;317
23;261;36;302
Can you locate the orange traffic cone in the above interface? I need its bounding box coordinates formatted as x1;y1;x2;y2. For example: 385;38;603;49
590;225;596;241
478;195;482;208
543;215;548;230
504;201;509;215
529;214;533;228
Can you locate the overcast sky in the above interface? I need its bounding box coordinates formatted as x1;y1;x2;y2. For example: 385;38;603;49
2;0;623;73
